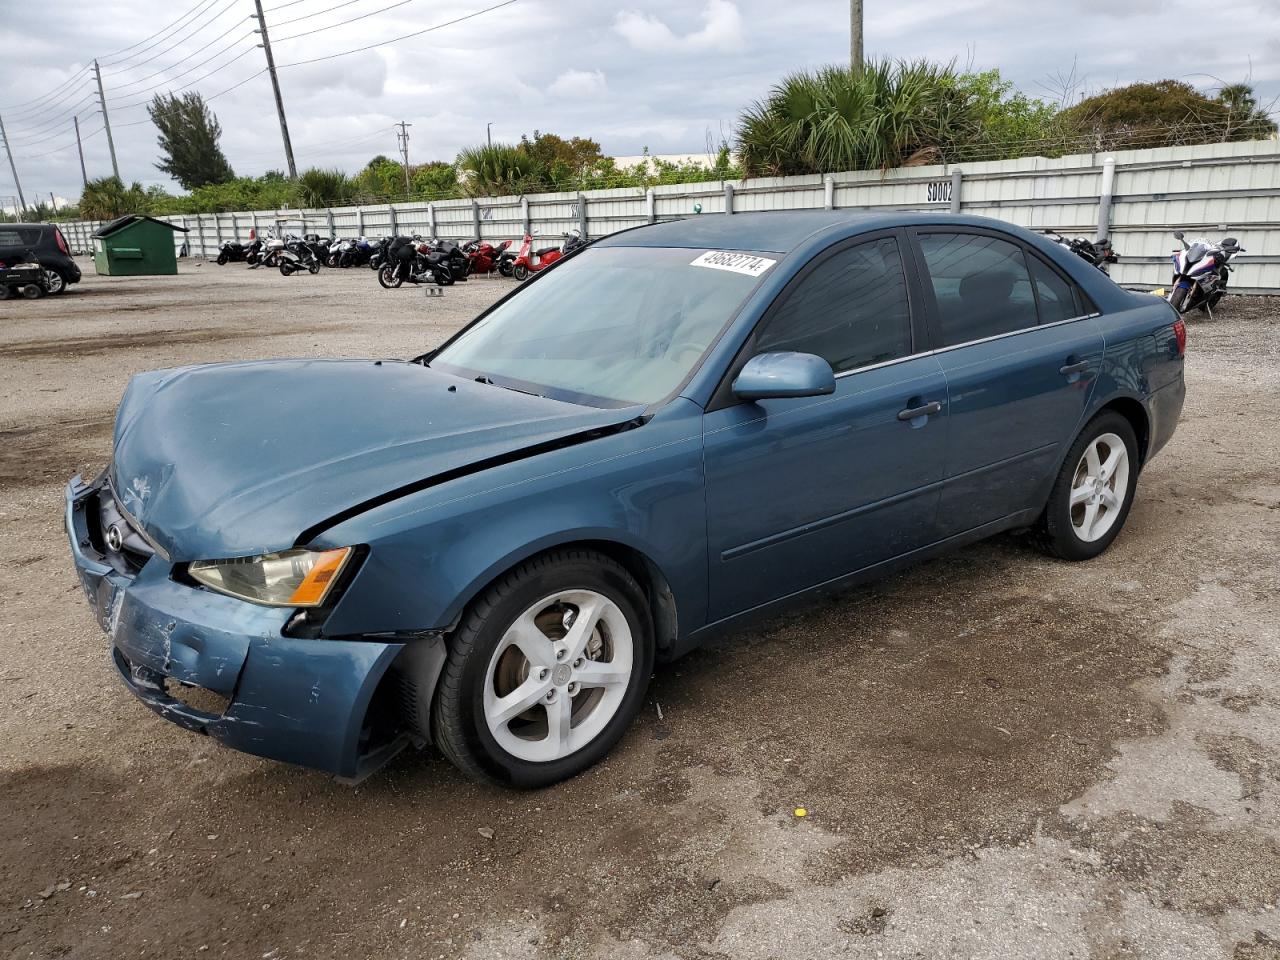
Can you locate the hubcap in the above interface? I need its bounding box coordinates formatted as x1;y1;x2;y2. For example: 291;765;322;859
1069;432;1129;543
483;589;633;763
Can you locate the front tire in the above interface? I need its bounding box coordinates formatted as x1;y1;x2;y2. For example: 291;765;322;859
1168;285;1189;312
1034;411;1138;561
378;265;403;289
513;264;529;281
428;550;655;788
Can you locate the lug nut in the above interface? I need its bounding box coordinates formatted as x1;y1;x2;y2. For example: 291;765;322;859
545;689;556;702
567;682;580;696
572;658;583;669
556;648;567;661
538;667;549;681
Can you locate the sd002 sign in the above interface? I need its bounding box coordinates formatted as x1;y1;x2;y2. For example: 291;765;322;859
926;180;952;203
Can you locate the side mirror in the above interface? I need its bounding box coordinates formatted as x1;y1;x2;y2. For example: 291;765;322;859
732;352;836;403
1173;230;1185;240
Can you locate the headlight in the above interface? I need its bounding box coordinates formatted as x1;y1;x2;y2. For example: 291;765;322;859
188;547;353;607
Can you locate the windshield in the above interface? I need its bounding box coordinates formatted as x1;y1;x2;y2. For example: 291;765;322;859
431;246;775;406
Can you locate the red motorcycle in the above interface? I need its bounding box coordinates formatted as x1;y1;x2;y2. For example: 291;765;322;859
510;230;585;281
462;239;512;275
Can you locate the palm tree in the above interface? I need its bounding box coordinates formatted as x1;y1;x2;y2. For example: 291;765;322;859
79;176;149;220
737;60;980;176
457;143;543;196
295;168;358;208
1216;83;1277;140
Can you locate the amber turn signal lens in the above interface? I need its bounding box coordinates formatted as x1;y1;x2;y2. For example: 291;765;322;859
287;548;353;607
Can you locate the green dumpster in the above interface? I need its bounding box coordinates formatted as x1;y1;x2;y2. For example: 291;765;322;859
91;216;188;276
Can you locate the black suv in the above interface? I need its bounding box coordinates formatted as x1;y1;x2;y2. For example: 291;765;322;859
0;223;81;294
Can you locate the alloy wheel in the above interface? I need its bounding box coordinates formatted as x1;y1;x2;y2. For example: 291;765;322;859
483;589;633;763
1070;432;1130;543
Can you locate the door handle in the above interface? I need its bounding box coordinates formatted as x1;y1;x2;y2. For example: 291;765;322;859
1060;359;1090;376
897;400;942;421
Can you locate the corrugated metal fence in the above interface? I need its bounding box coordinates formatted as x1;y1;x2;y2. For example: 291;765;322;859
60;138;1280;293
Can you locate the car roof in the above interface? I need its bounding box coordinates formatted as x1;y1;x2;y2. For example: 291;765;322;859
595;210;1038;254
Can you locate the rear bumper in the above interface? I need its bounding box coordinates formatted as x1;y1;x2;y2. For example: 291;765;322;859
65;474;407;780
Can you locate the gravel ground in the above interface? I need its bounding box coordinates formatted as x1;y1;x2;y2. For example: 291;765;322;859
1;260;1278;960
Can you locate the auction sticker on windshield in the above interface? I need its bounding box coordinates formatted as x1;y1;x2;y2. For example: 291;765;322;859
690;251;777;277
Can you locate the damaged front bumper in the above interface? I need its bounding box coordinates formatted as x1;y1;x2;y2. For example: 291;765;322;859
65;473;410;781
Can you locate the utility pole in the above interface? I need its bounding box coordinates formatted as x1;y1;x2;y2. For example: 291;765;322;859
850;0;863;71
93;59;120;179
396;121;412;197
0;113;26;214
487;122;493;148
73;116;89;188
50;192;59;216
252;0;297;178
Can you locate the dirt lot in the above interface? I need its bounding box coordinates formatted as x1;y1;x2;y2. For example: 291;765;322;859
1;260;1278;960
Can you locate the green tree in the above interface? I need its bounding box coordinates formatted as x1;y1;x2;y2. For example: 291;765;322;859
1060;79;1275;148
519;131;606;183
79;176;151;219
737;59;978;176
147;92;235;190
295;168;358;208
457;143;543;196
409;161;461;198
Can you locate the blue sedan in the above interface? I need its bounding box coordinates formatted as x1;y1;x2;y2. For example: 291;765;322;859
65;211;1186;787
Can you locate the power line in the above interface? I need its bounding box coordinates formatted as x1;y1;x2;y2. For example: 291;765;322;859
273;0;420;42
269;0;366;29
102;0;243;75
263;0;321;10
98;0;225;68
1;74;95;123
0;66;93;115
97;0;217;60
206;69;270;103
108;19;252;92
107;38;259;107
276;0;520;67
2;92;99;142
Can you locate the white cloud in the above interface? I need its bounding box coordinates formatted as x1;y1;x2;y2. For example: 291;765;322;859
614;0;745;54
548;69;607;98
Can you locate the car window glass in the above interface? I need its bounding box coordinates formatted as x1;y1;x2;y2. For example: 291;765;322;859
0;230;24;247
1028;255;1080;325
754;237;912;374
918;233;1037;346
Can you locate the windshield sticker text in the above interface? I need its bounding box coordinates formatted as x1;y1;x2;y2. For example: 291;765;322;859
690;251;777;277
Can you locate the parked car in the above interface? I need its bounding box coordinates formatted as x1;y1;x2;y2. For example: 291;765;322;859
64;211;1185;788
0;223;81;294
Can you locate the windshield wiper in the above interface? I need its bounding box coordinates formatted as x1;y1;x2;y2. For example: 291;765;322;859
474;374;544;399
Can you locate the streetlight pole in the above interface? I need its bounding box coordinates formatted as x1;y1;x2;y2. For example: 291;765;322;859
487;122;493;148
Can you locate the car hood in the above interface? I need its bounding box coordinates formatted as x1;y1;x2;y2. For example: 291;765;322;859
109;359;642;561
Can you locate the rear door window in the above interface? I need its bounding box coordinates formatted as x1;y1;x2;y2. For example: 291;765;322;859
0;229;25;248
1027;255;1082;325
917;232;1038;346
754;236;913;374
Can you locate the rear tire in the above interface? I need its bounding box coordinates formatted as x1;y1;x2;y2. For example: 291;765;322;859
43;270;66;294
428;550;655;788
1033;411;1139;561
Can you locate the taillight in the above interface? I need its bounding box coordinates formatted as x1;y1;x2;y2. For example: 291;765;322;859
55;229;69;254
1173;318;1186;357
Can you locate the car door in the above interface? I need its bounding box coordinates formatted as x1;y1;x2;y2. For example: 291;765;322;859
701;232;949;621
909;229;1104;536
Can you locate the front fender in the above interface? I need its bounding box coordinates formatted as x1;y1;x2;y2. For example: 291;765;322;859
313;399;708;641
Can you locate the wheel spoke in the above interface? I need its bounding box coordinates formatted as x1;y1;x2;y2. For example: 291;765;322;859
1080;502;1100;539
489;676;550;727
545;695;572;752
575;659;630;689
1098;445;1124;482
506;612;556;668
563;594;605;661
1084;443;1102;478
1070;484;1092;506
1100;486;1121;510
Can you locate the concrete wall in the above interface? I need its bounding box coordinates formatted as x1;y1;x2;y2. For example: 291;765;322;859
59;139;1280;293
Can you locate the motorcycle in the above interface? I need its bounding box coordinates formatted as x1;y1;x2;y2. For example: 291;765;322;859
378;237;454;288
337;237;375;268
462;239;513;275
216;239;253;264
250;230;286;269
1044;232;1119;275
1166;230;1243;316
510;230;585;281
278;234;321;275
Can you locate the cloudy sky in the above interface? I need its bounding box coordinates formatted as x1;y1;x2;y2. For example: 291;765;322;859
2;0;1277;204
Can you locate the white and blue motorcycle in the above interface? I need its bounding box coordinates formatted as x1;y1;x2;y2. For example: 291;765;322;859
1167;230;1243;317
